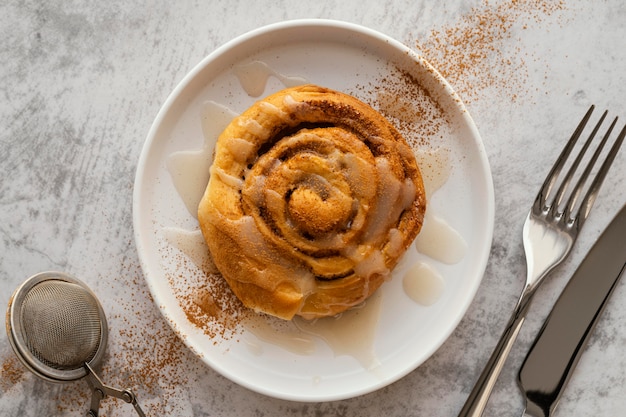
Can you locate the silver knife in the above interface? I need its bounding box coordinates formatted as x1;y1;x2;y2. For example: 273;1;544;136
518;204;626;417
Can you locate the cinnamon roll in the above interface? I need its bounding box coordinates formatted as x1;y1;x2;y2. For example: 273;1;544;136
197;84;426;320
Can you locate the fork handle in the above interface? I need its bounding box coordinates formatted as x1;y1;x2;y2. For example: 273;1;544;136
457;291;533;417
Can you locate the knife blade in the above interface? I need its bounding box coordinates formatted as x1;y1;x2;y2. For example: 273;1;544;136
517;204;626;417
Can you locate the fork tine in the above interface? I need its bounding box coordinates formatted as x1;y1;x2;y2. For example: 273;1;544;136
535;105;595;212
550;109;608;214
563;116;617;221
572;121;626;228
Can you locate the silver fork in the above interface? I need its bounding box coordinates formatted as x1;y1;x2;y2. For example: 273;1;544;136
457;105;626;417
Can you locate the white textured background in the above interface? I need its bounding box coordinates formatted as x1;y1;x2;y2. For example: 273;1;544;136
1;1;625;416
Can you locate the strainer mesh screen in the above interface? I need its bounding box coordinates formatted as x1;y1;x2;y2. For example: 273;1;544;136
19;280;103;370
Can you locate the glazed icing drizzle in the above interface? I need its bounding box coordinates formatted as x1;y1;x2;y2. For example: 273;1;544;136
167;101;238;218
233;61;307;97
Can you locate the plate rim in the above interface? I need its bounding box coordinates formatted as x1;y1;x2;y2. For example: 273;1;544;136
132;18;495;402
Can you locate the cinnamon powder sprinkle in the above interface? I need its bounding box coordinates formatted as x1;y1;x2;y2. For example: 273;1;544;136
351;67;449;152
101;259;197;416
415;0;566;103
0;356;25;391
163;242;253;342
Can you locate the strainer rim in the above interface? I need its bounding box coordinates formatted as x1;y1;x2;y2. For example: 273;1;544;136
5;271;109;382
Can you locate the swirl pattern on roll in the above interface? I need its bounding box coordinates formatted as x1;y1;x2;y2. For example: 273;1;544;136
198;84;426;320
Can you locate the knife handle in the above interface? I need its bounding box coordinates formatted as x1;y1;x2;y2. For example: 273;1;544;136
518;262;624;417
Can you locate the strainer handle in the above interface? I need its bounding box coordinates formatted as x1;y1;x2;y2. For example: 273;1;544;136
84;363;146;417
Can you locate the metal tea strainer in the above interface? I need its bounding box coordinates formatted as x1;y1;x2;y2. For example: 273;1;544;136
6;271;146;417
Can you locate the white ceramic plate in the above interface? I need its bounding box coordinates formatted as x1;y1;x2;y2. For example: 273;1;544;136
133;19;494;402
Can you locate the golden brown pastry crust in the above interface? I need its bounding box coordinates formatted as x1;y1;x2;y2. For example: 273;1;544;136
197;84;426;320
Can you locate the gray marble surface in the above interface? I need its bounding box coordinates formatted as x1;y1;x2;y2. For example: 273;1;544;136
1;1;625;416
